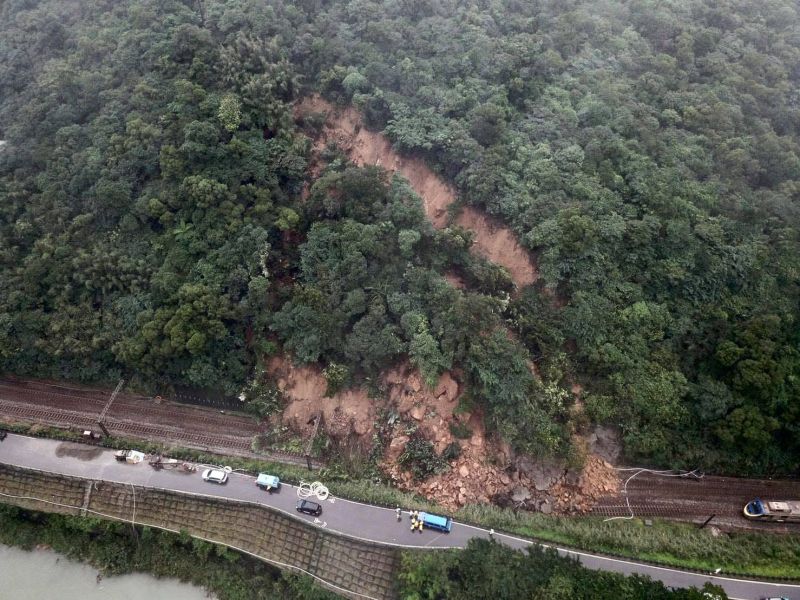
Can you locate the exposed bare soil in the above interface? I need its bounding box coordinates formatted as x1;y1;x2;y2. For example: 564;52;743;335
296;95;455;229
266;355;376;438
455;206;538;287
294;95;538;290
267;356;618;512
443;271;467;289
282;94;601;509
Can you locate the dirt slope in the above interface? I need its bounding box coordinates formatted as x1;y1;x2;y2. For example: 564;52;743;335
455;206;538;286
295;95;538;289
267;355;375;438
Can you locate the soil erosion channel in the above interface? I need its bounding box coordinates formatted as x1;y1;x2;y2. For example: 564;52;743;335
295;95;538;289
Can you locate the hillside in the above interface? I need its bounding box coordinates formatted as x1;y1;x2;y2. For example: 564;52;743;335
1;0;799;476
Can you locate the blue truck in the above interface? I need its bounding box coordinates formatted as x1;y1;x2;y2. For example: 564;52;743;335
418;512;452;533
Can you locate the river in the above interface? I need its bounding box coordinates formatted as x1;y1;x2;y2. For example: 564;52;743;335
0;544;213;599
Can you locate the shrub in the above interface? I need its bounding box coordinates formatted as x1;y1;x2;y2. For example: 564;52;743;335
398;437;448;481
449;421;472;439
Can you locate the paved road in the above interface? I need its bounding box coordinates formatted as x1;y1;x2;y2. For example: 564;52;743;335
0;434;797;600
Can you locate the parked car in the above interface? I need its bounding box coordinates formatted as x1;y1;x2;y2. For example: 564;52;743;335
201;468;228;484
256;473;281;492
296;499;322;516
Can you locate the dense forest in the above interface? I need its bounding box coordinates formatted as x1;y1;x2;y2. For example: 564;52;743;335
1;0;798;474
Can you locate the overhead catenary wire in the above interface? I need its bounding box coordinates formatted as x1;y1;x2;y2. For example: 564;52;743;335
604;468;704;522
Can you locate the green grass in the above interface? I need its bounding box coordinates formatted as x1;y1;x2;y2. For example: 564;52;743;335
6;422;800;580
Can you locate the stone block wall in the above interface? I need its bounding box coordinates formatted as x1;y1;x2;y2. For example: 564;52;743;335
0;464;398;600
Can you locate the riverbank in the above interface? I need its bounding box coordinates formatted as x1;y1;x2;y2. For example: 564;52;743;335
0;504;337;600
0;544;211;600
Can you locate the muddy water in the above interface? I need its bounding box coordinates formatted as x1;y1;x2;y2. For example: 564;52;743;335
0;545;213;599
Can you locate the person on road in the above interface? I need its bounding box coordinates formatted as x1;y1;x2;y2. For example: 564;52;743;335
396;507;402;521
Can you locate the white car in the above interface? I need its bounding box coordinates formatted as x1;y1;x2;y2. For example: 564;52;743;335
201;468;228;484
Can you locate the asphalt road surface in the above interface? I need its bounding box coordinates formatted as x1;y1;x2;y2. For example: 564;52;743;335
0;433;797;600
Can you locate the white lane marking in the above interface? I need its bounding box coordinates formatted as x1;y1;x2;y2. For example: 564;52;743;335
459;522;800;590
4;434;798;594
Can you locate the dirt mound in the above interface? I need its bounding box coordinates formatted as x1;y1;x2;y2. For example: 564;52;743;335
548;456;620;513
294;95;538;289
455;206;538;287
378;363;616;512
383;364;464;453
489;454;620;515
385;443;513;510
381;363;511;509
267;355;375;438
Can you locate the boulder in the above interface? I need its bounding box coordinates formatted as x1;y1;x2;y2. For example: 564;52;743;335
588;425;621;463
386;435;410;462
435;372;459;401
510;486;531;503
409;405;425;421
517;457;565;492
564;470;581;486
459;465;470;477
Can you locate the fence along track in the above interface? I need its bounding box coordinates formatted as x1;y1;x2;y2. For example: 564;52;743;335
0;381;324;468
0;380;256;431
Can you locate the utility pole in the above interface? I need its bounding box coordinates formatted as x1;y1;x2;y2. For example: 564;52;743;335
97;379;124;438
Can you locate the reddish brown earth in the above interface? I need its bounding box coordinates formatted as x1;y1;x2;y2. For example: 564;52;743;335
267;355;618;513
295;95;538;290
3;377;795;527
266;355;375;439
455;206;538;287
286;99;608;511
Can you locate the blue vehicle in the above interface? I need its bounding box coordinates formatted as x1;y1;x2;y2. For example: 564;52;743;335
418;512;452;533
256;473;281;492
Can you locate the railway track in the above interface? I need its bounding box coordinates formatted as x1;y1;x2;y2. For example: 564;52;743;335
591;469;800;528
0;380;258;433
3;378;798;514
0;399;98;429
0;380;322;468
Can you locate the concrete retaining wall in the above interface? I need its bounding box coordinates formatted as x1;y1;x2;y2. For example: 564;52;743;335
0;464;398;600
